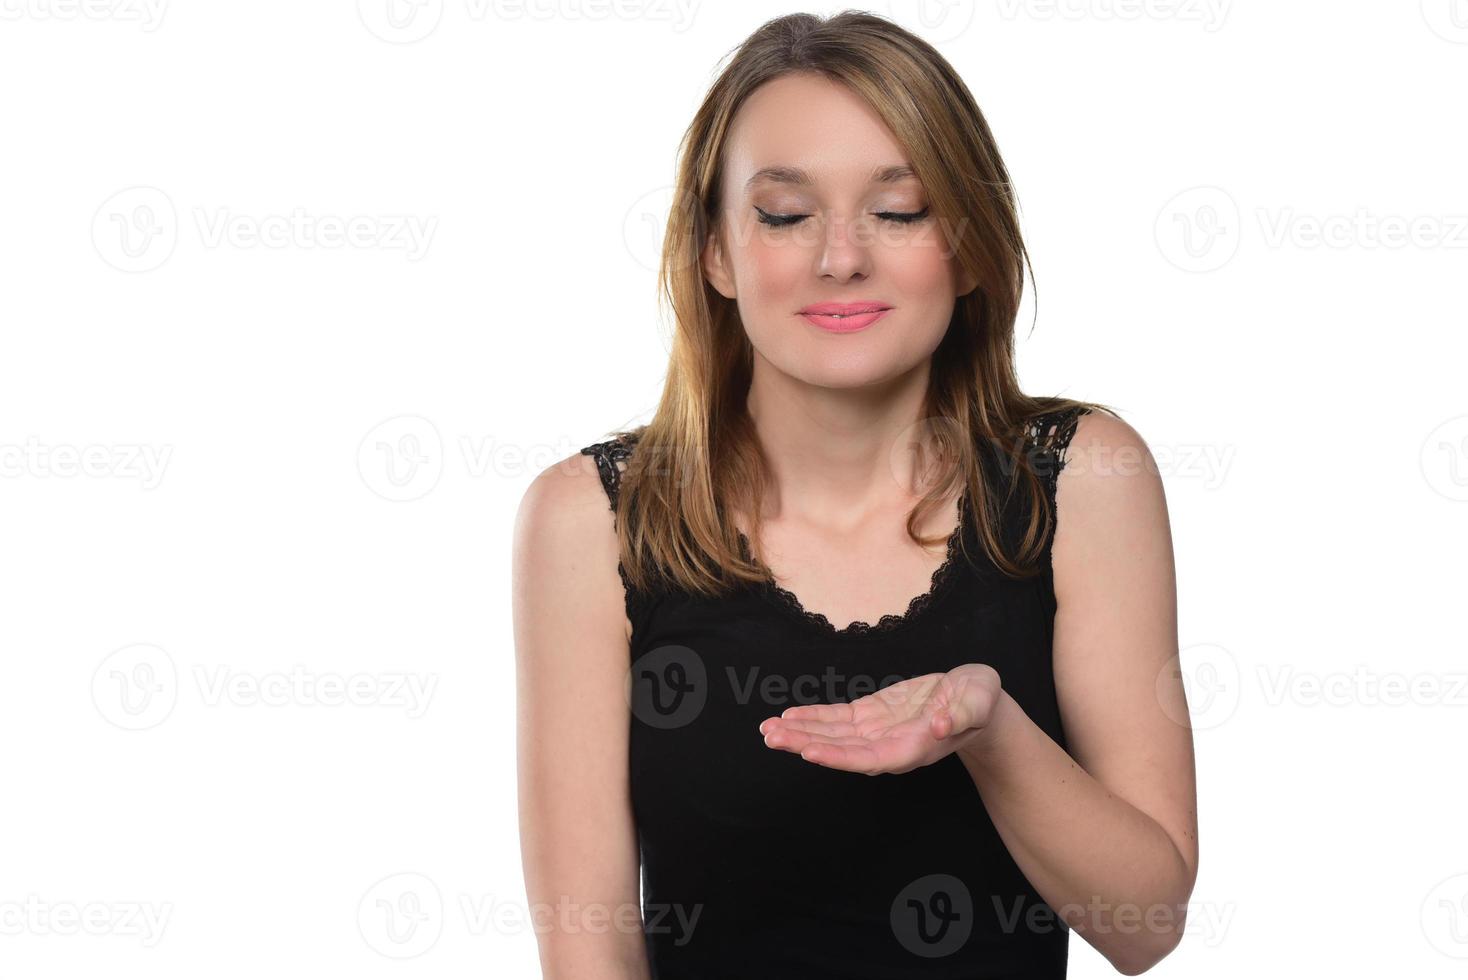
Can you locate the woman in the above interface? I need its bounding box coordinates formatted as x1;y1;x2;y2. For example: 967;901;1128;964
514;11;1197;978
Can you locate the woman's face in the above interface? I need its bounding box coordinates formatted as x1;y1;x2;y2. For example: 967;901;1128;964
702;72;976;388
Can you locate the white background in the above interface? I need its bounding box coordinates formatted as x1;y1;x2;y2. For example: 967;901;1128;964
2;1;1466;976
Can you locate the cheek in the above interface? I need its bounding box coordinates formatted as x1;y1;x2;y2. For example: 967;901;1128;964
886;234;958;294
886;238;960;334
737;234;808;315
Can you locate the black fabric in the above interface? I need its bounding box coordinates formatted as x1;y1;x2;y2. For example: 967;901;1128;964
578;406;1091;979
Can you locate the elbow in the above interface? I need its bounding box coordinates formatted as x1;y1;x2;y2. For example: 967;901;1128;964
1107;839;1196;974
1108;934;1181;975
1103;907;1187;976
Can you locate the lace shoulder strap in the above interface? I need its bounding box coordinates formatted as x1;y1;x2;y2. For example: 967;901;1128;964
1024;405;1093;548
578;431;649;625
1026;405;1091;460
579;431;639;512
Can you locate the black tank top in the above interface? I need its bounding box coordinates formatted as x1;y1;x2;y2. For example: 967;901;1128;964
579;405;1091;980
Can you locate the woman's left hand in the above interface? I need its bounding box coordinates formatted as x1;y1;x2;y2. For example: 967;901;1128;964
757;663;1003;775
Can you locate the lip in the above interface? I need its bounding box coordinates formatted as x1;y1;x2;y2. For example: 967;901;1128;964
798;301;892;315
797;301;893;333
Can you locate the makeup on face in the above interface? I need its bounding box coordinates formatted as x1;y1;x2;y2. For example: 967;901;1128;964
795;301;893;333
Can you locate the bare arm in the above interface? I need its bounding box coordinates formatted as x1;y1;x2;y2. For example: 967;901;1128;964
956;410;1199;975
513;452;650;979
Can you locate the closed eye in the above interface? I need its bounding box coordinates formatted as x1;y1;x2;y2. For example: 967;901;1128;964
754;206;930;227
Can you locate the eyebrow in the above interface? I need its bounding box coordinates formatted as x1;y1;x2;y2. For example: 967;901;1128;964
744;164;917;190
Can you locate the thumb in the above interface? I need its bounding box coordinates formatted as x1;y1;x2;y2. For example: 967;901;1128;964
933;667;994;739
931;694;971;740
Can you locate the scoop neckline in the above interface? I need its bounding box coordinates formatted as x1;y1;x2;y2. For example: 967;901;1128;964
734;489;969;639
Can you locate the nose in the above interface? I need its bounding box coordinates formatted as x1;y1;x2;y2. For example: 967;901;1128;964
816;211;873;283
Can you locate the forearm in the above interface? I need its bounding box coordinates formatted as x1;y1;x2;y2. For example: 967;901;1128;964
956;689;1193;973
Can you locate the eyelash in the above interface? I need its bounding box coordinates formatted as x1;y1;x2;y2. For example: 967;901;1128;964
754;205;930;227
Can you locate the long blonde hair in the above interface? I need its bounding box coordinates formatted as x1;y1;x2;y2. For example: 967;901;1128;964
602;9;1112;598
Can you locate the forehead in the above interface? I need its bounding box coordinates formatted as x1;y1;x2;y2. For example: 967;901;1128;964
724;73;917;194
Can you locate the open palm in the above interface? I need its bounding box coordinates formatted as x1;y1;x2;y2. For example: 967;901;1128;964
757;663;1002;775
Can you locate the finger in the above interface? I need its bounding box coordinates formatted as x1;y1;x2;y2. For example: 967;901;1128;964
766;717;859;739
778;702;854;723
798;738;888;773
762;727;869;753
758;714;858;738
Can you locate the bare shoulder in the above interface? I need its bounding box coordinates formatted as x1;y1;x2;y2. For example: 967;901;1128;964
516;448;613;545
1054;408;1169;554
512;448;626;641
1065;407;1159;482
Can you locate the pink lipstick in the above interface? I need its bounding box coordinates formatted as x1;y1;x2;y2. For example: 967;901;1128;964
797;301;892;333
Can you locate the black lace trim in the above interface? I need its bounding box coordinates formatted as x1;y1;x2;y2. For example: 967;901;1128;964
579;433;644;619
582;411;1091;635
1023;406;1093;562
580;433;638;509
736;489;969;638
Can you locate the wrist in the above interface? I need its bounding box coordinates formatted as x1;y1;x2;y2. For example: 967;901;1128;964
956;686;1018;771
